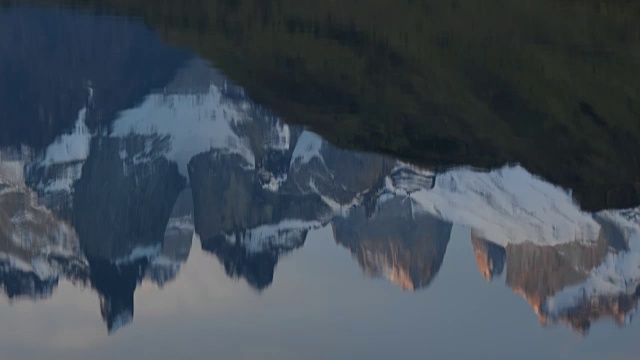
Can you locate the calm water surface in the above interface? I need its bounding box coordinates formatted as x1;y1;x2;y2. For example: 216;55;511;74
1;5;640;359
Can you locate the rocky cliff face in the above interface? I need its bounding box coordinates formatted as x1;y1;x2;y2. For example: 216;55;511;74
468;211;640;334
0;148;88;300
74;136;185;260
189;124;392;289
470;233;505;281
536;209;640;334
72;135;185;331
190;150;326;290
504;239;609;326
333;197;452;290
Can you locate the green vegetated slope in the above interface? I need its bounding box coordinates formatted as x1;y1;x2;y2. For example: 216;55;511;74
22;0;640;210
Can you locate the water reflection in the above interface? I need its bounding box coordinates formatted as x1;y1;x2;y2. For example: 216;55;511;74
1;6;640;346
1;55;639;336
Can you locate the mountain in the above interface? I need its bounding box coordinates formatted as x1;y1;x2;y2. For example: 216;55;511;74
537;209;640;334
350;156;640;333
0;8;193;331
468;206;640;334
4;51;640;333
389;165;602;247
187;111;391;289
333;196;452;291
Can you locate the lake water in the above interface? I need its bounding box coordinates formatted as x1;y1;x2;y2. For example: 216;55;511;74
1;4;640;359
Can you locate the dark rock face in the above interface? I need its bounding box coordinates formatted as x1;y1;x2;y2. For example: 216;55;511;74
333;197;452;291
190;151;326;290
89;257;144;333
189;107;395;289
201;234;282;291
72;136;185;331
189;153;322;241
73;136;185;260
471;233;506;281
0;265;57;300
287;139;395;206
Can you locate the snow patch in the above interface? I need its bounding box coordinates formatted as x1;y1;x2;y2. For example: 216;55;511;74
42;108;91;166
112;85;256;177
290;131;324;168
109;310;133;334
261;173;288;192
544;210;640;316
266;121;291;151
114;245;161;266
225;219;322;253
34;108;91;195
0;254;58;281
396;165;600;246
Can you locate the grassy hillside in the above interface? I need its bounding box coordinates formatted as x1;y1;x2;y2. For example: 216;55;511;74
19;0;640;210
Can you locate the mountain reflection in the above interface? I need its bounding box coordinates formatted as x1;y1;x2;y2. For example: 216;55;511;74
1;6;640;337
333;188;452;291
